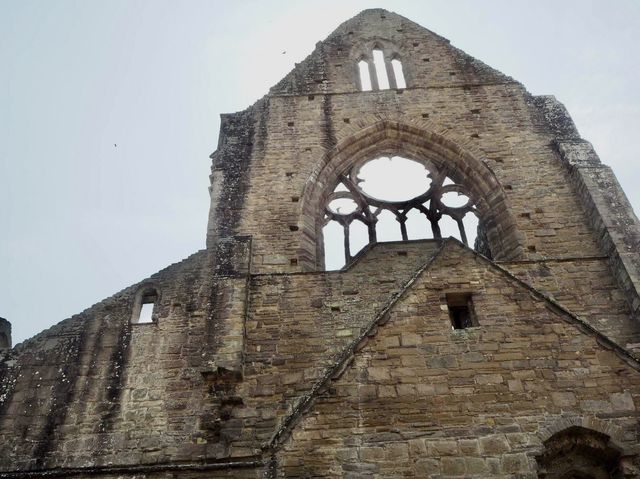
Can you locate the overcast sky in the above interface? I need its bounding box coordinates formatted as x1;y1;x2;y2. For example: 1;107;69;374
2;0;639;344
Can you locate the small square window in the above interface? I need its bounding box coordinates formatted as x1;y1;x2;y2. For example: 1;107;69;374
446;293;476;330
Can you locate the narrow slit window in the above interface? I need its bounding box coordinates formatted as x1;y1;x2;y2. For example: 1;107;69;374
446;293;476;330
391;59;406;88
358;60;372;91
372;49;390;90
139;302;155;323
133;288;159;324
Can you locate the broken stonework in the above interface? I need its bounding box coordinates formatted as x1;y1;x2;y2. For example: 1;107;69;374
1;8;640;479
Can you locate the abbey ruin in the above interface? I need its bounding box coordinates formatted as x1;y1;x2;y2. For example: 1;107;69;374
1;9;640;478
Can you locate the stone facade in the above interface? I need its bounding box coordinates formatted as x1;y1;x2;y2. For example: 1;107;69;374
1;9;640;478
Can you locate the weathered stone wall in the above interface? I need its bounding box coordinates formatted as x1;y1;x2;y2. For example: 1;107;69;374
204;6;639;349
235;241;442;455
277;244;640;478
1;238;635;477
0;239;446;474
216;84;606;272
503;257;640;350
207;9;608;276
2;7;639;479
0;247;252;471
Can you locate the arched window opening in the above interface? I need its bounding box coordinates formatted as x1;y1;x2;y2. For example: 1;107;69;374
322;156;481;269
357;60;372;91
536;427;624;479
322;221;344;271
439;215;463;242
405;208;433;240
132;287;159;324
356;47;406;91
372;49;390;90
391;58;406;88
376;209;402;243
349;220;369;258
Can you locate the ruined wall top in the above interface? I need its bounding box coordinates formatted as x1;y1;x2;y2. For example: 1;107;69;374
2;9;640;477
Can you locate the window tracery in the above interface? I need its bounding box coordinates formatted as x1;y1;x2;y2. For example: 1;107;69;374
323;155;479;269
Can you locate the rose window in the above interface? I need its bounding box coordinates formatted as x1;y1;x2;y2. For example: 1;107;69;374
322;156;480;269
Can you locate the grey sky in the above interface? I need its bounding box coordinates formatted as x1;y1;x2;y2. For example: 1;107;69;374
1;0;639;344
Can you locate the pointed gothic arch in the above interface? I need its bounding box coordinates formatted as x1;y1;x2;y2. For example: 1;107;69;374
298;120;523;270
536;426;626;479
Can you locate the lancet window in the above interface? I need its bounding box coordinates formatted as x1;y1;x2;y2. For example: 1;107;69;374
322;155;480;269
357;47;406;91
